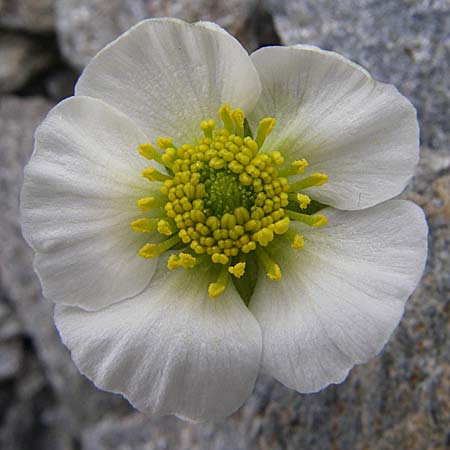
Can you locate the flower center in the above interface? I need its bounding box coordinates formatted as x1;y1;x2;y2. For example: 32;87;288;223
131;104;329;300
203;170;254;216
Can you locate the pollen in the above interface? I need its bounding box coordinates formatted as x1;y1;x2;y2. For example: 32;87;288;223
132;104;329;298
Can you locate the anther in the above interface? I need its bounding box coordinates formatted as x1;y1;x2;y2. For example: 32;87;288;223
156;137;174;150
211;253;229;265
208;264;229;298
218;104;234;133
289;173;328;191
142;167;171;182
139;235;181;259
288;193;311;209
292;234;304;249
285;210;328;227
138;143;166;166
167;252;197;269
256;247;282;281
157;219;174;236
130;218;158;232
255;117;276;149
228;262;246;278
272;217;290;235
252;227;274;246
200;119;215;138
137;196;164;211
231;108;245;137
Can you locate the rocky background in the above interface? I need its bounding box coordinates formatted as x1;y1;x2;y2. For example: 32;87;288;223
0;1;449;449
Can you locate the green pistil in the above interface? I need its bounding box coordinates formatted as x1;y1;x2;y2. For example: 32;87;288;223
203;169;254;216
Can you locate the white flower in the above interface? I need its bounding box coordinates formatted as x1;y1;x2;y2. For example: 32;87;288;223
20;19;427;421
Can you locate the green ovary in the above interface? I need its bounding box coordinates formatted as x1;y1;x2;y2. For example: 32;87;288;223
131;104;329;299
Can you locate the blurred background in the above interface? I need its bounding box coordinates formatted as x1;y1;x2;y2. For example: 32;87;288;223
0;1;449;449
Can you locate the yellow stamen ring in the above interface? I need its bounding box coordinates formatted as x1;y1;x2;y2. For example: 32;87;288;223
132;104;329;298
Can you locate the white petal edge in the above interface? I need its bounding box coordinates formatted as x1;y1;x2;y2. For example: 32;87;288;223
54;261;262;421
249;200;427;392
21;96;160;311
249;45;420;210
75;18;261;144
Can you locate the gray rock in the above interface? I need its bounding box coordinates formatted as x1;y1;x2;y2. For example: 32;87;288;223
44;68;79;101
143;0;259;51
266;0;450;151
55;0;147;69
56;0;260;69
0;96;131;438
0;299;23;340
0;352;73;450
0;340;23;380
0;0;55;32
0;32;54;94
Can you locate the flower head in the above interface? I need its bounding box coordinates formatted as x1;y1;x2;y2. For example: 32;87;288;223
21;19;427;421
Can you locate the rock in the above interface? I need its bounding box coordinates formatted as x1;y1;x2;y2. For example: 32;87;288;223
55;0;262;69
0;32;54;94
0;299;23;340
143;0;260;51
0;351;73;450
0;96;131;438
266;0;450;151
0;340;23;380
0;0;55;32
55;0;146;69
44;68;79;101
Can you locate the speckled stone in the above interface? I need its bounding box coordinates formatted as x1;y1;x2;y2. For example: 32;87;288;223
0;0;55;32
55;0;147;69
143;0;259;51
0;32;54;93
266;0;450;151
55;0;260;69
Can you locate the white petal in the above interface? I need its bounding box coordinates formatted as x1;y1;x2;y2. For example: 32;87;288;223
75;18;261;144
249;46;419;210
21;96;159;311
54;261;262;421
249;200;427;392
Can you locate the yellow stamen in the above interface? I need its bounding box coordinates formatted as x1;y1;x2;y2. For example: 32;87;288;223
285;210;328;227
252;227;274;247
142;167;171;182
292;233;304;249
296;193;311;209
137;197;163;211
256;247;281;281
130;218;158;232
156;137;174;150
200;119;215;138
167;252;197;269
228;262;246;278
208;265;229;298
292;159;309;174
231;108;245;137
211;253;229;265
161;147;176;166
272;217;290;235
269;151;284;165
289;173;328;191
138;143;165;166
255;117;276;149
157;219;173;236
219;104;234;132
139;235;180;259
